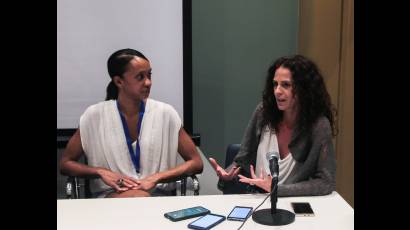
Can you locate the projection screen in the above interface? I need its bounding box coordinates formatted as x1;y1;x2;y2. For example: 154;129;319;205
57;0;184;129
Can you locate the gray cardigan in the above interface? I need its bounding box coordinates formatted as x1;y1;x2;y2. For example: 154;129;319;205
219;103;336;197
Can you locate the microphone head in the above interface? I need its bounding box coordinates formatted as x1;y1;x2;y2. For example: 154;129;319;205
266;151;279;161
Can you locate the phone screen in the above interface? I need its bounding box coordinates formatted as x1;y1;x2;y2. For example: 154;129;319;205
291;202;315;216
164;206;210;221
227;206;253;221
188;214;225;230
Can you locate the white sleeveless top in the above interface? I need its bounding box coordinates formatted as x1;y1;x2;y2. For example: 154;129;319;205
255;126;296;185
79;98;182;195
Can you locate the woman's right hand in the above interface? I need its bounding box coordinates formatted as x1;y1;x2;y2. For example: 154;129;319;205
238;165;272;192
96;168;141;193
209;158;241;181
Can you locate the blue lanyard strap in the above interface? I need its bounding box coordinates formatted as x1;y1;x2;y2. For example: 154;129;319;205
117;100;145;173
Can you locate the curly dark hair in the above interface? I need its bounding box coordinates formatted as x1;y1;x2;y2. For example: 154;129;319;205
262;55;337;136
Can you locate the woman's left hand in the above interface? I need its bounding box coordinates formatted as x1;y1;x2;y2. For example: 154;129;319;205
135;174;160;191
238;165;272;192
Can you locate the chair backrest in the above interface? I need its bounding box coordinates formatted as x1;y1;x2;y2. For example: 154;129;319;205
225;144;241;168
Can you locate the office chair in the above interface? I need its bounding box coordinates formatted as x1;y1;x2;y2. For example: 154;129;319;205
222;143;256;194
225;144;241;168
65;155;92;199
66;172;200;198
63;140;201;198
63;135;200;198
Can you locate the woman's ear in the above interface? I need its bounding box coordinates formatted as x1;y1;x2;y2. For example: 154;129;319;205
113;76;122;88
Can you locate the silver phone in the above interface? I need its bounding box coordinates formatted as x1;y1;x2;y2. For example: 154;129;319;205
291;202;315;217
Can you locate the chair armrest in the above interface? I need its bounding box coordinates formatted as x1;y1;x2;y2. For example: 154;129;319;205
180;177;187;196
191;175;199;196
66;178;73;198
178;175;200;196
66;176;80;199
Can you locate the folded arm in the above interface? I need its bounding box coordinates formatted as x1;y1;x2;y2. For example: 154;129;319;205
59;129;139;192
136;127;204;191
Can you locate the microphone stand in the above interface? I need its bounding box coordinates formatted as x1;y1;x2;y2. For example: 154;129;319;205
271;177;277;214
252;176;295;226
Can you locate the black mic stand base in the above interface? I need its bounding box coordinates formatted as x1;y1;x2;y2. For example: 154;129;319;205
252;208;295;226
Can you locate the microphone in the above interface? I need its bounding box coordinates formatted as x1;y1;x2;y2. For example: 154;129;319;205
266;151;279;179
252;151;295;226
266;151;279;214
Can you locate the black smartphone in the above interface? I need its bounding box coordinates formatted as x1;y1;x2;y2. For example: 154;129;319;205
164;206;210;222
291;202;315;217
227;206;253;221
187;213;226;230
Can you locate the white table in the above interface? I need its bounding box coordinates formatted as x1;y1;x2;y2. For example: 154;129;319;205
57;192;353;230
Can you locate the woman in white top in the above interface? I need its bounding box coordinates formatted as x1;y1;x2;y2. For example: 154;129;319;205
60;49;203;198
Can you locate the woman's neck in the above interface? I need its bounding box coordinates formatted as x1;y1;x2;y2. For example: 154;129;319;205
117;94;141;117
282;110;297;129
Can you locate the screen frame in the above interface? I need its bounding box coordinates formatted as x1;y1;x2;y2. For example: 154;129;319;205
57;0;193;146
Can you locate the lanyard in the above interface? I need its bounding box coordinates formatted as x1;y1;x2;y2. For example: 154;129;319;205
117;100;145;173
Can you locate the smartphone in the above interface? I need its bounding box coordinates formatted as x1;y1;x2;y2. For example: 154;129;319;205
227;206;253;221
188;213;226;230
291;202;315;217
164;206;210;222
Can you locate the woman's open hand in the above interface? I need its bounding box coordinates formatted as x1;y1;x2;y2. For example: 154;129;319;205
209;158;241;181
238;165;272;192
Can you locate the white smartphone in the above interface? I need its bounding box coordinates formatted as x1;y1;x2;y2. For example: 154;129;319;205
291;202;315;217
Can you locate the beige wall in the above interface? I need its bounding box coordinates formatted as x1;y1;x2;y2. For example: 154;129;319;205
298;0;354;207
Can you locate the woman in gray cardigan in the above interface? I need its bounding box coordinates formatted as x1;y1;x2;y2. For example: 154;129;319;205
209;55;337;197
